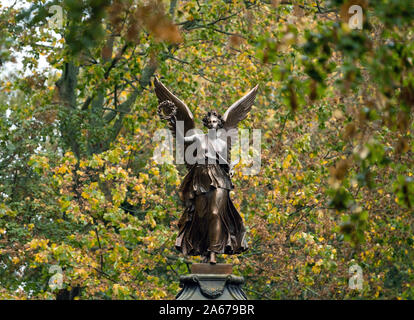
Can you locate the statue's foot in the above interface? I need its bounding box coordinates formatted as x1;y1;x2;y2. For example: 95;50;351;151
209;252;217;264
202;255;209;263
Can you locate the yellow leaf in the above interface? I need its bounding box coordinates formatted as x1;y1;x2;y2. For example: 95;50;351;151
282;154;292;169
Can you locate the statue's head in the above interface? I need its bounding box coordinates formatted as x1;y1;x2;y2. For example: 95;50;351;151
202;110;224;129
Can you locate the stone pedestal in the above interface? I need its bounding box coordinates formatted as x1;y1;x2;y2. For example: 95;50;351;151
176;263;247;300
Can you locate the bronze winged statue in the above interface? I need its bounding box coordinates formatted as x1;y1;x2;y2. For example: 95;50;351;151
154;77;259;264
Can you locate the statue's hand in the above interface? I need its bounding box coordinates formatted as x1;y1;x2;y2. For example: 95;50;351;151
170;114;177;125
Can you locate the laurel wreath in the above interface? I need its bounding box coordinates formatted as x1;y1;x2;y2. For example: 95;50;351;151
157;100;177;120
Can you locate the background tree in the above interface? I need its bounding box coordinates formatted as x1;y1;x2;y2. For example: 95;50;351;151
0;0;413;299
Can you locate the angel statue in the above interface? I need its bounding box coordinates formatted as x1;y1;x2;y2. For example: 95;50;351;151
154;77;259;264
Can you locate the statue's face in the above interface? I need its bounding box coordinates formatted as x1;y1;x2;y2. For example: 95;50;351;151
208;114;220;129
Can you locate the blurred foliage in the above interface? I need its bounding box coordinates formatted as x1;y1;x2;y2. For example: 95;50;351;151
0;0;413;300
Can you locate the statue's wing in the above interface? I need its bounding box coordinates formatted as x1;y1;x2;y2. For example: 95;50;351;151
222;85;258;172
222;84;259;130
154;77;195;135
154;77;195;167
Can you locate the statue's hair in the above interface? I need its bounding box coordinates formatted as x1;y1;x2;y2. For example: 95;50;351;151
202;110;224;129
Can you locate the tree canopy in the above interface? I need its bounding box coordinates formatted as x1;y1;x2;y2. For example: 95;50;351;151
0;0;413;299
